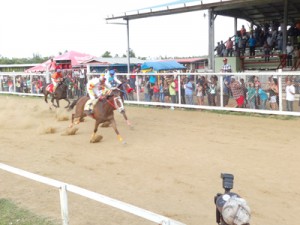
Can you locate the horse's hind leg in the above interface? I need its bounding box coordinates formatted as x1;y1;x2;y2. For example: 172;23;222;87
64;99;70;108
44;93;48;103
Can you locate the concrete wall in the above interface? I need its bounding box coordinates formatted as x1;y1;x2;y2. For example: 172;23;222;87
215;57;241;72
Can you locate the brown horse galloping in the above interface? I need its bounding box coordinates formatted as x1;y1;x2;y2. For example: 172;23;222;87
42;78;70;109
68;87;130;143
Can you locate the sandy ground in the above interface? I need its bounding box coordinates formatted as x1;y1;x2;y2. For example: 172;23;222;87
0;95;300;225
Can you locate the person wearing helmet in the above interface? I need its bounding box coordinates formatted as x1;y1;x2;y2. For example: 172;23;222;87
84;75;110;115
106;69;121;88
51;69;63;93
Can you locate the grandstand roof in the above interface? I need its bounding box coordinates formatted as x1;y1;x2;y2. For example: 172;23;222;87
106;0;300;26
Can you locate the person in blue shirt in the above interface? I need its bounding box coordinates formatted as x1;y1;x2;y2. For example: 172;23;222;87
105;69;121;88
255;84;268;110
184;78;194;105
248;35;257;57
147;67;156;85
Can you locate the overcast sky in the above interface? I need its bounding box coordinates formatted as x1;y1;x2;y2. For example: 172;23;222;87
0;0;248;59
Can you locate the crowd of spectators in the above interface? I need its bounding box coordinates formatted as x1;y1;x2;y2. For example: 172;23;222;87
1;67;300;112
126;68;300;112
215;23;300;68
0;68;87;99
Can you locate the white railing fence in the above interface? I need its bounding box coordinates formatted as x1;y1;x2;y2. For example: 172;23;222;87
1;71;300;116
0;163;186;225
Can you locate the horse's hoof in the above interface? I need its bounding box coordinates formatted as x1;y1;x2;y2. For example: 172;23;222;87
90;135;103;143
62;127;78;136
122;141;127;145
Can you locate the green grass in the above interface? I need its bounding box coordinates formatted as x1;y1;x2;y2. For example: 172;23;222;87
0;199;59;225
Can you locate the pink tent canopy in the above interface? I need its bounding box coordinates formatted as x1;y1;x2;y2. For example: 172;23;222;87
25;51;94;73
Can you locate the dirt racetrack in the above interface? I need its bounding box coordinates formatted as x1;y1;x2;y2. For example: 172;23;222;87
0;95;299;225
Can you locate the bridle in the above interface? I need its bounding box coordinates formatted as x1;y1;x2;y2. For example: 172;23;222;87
104;89;124;113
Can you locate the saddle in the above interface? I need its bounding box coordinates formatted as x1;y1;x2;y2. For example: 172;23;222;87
84;98;101;115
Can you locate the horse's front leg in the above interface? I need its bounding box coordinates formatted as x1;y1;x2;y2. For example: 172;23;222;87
110;118;125;143
56;99;60;108
51;97;57;108
120;110;132;127
90;120;102;143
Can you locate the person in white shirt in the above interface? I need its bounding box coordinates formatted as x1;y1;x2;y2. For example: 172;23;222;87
221;58;232;73
84;76;110;114
285;79;295;111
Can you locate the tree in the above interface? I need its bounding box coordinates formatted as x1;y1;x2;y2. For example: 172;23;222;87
102;51;112;58
122;49;136;58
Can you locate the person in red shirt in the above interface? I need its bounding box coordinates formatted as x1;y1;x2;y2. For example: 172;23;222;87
51;69;63;92
48;58;57;72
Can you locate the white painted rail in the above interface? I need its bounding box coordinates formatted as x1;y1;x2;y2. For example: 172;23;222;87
0;163;186;225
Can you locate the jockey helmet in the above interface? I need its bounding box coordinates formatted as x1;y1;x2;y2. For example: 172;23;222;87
109;69;115;75
56;69;62;73
99;76;106;82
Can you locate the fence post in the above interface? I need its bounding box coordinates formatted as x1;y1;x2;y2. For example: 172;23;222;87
278;72;283;111
59;184;69;225
219;74;224;107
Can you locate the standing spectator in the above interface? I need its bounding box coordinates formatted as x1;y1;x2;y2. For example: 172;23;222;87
184;77;194;105
180;76;186;104
7;78;13;92
215;42;222;57
276;32;283;51
152;81;159;102
240;25;246;37
248;35;256;57
130;66;138;91
220;41;226;57
222;75;231;107
230;76;244;108
16;76;21;92
247;82;256;109
255;84;268;110
263;41;271;62
169;76;176;109
159;80;164;102
143;77;150;102
148;67;156;85
240;78;247;107
286;42;294;67
285;79;295;111
196;81;204;105
207;76;217;106
292;45;300;70
266;34;273;50
174;74;179;103
267;78;279;110
226;37;234;57
221;58;232;73
163;79;170;103
79;66;86;96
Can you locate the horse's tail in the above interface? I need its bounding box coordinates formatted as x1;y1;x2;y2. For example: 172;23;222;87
67;99;78;111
